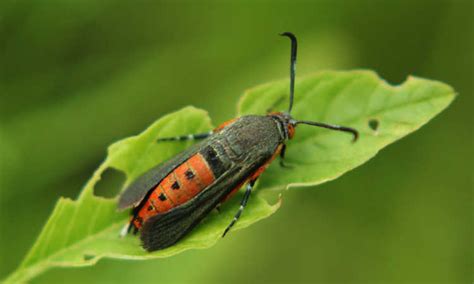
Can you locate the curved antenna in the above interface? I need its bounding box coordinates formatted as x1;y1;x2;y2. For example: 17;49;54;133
280;32;297;114
296;120;359;142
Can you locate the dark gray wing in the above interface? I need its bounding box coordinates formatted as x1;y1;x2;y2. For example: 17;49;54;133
139;166;241;251
118;140;207;210
140;155;268;251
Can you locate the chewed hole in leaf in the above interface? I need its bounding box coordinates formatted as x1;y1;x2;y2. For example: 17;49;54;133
94;168;126;198
368;119;379;131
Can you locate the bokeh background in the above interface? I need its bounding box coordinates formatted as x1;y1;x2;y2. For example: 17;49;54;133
1;1;472;283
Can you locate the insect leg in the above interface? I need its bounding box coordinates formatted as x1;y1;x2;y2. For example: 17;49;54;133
157;131;213;142
119;223;129;238
279;144;293;168
222;180;255;237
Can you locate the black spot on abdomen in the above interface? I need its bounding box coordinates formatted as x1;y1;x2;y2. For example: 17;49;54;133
185;169;195;180
200;145;227;178
158;193;167;201
171;181;180;190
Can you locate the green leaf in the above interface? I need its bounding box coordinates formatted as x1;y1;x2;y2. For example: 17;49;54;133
238;70;455;191
4;71;454;283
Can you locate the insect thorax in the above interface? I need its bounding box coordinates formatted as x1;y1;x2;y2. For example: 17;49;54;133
216;115;283;162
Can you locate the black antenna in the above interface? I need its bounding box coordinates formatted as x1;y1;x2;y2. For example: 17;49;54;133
296;120;359;142
280;32;358;142
280;32;297;114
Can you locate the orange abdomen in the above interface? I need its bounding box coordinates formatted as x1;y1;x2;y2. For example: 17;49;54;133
133;153;215;228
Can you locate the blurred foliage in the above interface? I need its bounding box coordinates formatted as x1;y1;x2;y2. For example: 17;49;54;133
0;0;472;283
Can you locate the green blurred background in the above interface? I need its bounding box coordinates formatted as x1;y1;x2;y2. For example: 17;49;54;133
0;0;472;283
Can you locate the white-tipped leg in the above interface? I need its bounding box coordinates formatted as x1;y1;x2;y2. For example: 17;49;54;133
157;131;213;142
119;223;129;238
222;180;256;237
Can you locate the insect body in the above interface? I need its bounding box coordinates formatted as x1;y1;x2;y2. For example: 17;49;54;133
118;32;358;251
